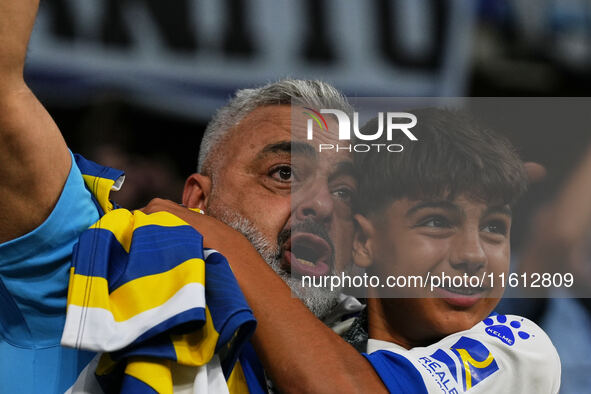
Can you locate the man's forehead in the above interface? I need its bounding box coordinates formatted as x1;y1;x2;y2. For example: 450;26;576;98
227;105;343;154
258;141;316;157
232;105;292;136
226;104;339;136
219;106;292;162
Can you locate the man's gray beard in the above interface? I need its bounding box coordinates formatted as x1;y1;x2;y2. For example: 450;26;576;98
206;204;339;320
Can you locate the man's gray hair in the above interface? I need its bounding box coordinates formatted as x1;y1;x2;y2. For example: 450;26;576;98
197;79;351;173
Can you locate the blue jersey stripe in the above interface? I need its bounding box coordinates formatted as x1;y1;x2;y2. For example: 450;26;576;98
364;350;429;394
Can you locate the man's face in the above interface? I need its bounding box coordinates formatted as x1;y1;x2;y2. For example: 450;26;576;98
366;195;511;345
196;105;356;318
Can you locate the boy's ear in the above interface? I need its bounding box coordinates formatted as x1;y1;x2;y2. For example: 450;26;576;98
182;173;212;210
353;214;376;268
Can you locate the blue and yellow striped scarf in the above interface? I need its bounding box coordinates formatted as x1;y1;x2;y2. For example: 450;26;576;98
61;155;266;393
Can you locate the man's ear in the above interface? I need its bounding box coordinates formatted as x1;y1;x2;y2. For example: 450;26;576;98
353;214;376;268
182;173;212;210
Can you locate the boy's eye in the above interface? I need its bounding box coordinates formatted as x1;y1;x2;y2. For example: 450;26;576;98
269;165;293;182
420;216;451;228
481;220;508;235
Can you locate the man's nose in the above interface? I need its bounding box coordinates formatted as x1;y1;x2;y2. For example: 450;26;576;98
449;228;487;275
293;182;334;223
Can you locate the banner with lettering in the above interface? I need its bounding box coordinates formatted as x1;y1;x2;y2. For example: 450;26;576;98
27;0;475;120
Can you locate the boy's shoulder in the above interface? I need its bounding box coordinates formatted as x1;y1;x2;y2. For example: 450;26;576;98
364;314;561;394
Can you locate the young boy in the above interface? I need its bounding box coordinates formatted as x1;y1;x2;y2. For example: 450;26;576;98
350;108;561;393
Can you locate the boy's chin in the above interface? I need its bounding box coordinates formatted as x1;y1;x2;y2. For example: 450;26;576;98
427;297;500;337
384;297;500;347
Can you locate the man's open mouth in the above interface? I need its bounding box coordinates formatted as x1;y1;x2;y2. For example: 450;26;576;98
282;233;332;277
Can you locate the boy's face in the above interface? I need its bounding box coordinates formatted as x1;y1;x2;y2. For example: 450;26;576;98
359;194;511;345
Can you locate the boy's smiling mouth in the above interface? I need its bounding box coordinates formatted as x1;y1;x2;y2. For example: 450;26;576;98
432;283;491;308
440;285;486;296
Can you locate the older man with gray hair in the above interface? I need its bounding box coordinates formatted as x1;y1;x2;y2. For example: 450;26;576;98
185;79;358;318
0;1;383;392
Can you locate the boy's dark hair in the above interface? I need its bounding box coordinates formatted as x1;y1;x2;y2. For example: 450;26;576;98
354;108;528;216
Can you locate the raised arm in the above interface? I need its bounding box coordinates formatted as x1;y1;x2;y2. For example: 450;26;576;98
0;0;70;243
519;146;591;296
541;146;591;248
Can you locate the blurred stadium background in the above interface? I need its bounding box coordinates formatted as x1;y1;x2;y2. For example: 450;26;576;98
24;1;591;391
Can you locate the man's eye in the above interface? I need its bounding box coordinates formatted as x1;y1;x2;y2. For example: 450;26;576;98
481;220;508;235
331;188;353;203
269;165;293;182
